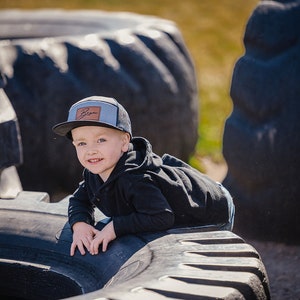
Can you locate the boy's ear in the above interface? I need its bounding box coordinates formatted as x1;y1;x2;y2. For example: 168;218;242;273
122;133;131;152
123;132;131;142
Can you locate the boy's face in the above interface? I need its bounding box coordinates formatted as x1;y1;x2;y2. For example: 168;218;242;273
72;126;130;182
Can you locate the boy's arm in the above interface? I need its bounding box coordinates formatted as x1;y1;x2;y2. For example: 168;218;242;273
68;178;97;256
113;178;175;236
68;180;95;228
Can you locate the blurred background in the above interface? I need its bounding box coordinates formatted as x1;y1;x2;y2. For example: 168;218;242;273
2;2;300;299
0;0;259;170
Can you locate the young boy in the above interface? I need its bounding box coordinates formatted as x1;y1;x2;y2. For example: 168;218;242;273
53;96;234;256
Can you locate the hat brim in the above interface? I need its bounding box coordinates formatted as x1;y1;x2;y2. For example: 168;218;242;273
52;120;120;139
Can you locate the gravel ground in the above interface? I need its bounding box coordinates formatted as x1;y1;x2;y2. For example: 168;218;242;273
202;158;300;300
249;239;300;300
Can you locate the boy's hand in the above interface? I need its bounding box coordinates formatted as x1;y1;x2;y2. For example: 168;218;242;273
70;222;99;256
89;221;116;255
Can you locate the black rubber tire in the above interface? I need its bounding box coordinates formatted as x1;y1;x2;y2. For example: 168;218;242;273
223;1;300;242
0;192;270;300
0;9;198;196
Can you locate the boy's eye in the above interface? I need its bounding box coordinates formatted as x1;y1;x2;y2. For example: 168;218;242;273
76;142;86;147
98;138;106;143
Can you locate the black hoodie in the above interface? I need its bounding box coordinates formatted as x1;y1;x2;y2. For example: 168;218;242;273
68;137;230;236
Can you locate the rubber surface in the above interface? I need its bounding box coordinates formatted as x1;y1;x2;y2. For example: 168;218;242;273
223;0;300;242
0;192;270;299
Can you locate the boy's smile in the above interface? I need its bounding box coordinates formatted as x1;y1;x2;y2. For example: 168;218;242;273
72;126;130;182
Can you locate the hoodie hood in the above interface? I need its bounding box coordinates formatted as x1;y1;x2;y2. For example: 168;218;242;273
120;137;162;171
108;137;162;181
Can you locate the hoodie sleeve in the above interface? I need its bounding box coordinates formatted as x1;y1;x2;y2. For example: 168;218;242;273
112;175;175;236
68;179;95;229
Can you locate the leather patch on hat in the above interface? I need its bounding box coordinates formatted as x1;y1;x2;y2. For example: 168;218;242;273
76;106;101;121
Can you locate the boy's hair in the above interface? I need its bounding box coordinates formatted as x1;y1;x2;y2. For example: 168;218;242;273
52;96;132;139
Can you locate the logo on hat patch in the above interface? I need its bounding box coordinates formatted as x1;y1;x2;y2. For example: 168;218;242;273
76;106;101;121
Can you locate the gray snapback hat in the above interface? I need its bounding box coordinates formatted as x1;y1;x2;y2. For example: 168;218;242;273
52;96;132;139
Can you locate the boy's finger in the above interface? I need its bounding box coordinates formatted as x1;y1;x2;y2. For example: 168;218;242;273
83;237;91;251
102;240;108;252
89;239;95;255
77;241;86;256
70;242;76;256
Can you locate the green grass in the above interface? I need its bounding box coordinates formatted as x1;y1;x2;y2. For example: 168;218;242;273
0;0;259;165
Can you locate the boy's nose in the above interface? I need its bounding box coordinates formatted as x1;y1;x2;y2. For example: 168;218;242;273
87;146;98;155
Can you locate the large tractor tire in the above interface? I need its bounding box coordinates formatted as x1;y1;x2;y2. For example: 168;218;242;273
0;10;198;197
223;0;300;242
0;192;270;300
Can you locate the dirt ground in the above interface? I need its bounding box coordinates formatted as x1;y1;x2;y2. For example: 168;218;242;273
248;239;300;299
202;158;300;300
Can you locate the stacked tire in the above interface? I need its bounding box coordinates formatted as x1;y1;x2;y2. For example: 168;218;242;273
0;10;198;196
